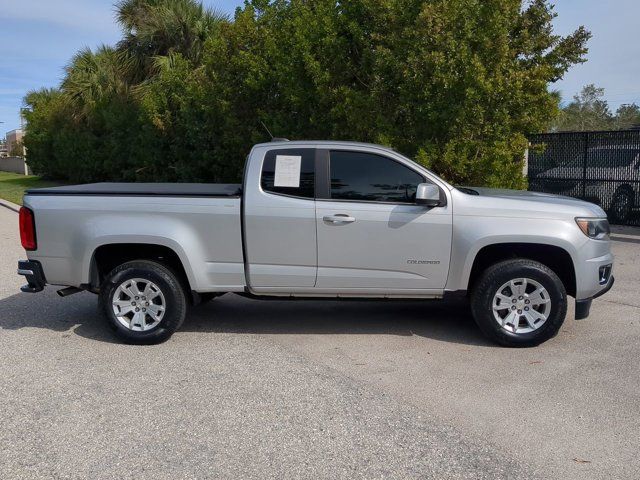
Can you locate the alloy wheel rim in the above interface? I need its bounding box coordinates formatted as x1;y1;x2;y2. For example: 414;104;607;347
112;278;166;331
492;278;551;334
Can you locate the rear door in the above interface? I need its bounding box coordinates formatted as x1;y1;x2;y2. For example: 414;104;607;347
315;149;452;292
243;147;318;288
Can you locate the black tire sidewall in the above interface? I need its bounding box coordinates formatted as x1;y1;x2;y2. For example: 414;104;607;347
610;190;632;223
100;261;187;344
471;260;567;347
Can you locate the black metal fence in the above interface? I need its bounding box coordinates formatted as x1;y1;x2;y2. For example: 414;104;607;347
527;130;640;226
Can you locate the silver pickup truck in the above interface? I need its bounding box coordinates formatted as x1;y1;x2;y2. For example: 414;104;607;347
18;140;614;347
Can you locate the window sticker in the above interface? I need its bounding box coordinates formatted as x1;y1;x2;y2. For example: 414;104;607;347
274;155;302;187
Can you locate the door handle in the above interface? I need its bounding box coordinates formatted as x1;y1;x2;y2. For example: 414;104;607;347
323;214;356;224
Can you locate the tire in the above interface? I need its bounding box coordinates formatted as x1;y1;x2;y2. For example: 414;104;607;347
99;260;187;344
470;259;567;347
609;189;633;224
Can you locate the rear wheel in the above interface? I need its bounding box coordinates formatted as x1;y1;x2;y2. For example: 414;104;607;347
470;259;567;347
100;260;187;344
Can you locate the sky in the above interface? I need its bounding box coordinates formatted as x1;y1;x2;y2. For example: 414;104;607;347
1;0;639;134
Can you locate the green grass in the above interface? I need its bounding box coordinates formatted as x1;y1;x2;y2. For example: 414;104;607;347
0;171;63;206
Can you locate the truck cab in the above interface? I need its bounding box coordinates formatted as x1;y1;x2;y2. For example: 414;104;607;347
243;142;452;294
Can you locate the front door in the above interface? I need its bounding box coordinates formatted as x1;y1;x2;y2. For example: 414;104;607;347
315;150;452;292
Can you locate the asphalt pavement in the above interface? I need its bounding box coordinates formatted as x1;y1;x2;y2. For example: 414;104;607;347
1;203;639;479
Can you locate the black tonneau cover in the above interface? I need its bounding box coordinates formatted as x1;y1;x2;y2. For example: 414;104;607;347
26;182;242;197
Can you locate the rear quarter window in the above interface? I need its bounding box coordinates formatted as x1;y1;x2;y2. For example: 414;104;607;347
261;148;315;199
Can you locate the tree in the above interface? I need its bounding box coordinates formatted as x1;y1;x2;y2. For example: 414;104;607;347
551;84;640;132
9;141;23;157
202;0;590;188
613;103;640;130
116;0;227;82
553;84;613;131
62;46;133;115
23;0;591;188
24;0;227;183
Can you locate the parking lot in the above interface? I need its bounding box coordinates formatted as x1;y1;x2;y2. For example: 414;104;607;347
1;202;639;479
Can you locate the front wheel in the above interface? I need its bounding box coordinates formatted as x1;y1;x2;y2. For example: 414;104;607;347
99;260;187;344
470;259;567;347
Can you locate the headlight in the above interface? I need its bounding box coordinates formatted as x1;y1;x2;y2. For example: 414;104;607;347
575;217;610;240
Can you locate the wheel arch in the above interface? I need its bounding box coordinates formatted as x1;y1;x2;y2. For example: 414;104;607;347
467;243;576;297
87;241;194;294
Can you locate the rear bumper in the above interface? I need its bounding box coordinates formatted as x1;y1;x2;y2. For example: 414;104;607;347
17;260;46;293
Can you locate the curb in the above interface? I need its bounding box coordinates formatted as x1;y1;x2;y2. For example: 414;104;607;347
0;198;20;213
610;225;640;237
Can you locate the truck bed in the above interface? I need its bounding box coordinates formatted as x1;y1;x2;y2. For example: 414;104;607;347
23;184;246;292
26;183;242;198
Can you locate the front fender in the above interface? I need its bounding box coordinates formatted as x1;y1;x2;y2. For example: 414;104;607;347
446;216;585;291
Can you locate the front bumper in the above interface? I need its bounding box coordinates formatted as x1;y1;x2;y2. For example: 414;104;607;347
17;260;46;293
575;274;615;320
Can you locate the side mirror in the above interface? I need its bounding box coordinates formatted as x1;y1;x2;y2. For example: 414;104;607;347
416;183;442;207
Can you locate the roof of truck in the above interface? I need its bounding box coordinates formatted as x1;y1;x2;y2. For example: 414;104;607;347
255;140;397;151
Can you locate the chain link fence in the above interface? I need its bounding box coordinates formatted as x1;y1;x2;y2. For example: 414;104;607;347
527;130;640;226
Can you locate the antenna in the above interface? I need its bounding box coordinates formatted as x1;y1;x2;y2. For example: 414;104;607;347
259;120;289;142
260;120;274;140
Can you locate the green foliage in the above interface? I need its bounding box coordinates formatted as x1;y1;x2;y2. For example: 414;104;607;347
0;171;62;206
553;84;612;131
23;0;590;188
116;0;228;81
614;103;640;130
552;84;640;132
8;141;23;157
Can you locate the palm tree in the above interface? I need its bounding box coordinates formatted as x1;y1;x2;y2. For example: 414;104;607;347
61;45;135;119
115;0;228;81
